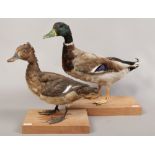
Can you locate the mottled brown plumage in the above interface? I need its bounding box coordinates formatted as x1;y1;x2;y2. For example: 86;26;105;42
44;22;139;104
62;44;123;74
7;42;98;123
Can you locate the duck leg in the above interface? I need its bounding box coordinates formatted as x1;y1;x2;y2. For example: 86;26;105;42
94;86;110;105
105;86;110;100
47;107;68;124
39;105;59;115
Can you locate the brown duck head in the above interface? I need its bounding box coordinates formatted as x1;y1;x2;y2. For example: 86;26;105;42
7;42;35;63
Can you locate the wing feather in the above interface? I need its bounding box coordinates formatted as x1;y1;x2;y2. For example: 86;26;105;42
73;52;123;74
39;72;85;97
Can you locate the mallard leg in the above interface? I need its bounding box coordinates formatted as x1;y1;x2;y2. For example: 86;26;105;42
39;105;59;115
94;86;110;105
97;85;102;96
105;86;110;101
47;107;68;124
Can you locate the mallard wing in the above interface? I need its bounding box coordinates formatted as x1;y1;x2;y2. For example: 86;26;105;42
107;57;139;66
73;52;123;74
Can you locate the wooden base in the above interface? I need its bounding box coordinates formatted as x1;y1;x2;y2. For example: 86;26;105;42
69;96;142;116
22;109;90;134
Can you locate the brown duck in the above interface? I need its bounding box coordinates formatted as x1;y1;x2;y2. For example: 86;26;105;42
43;22;139;104
7;42;97;124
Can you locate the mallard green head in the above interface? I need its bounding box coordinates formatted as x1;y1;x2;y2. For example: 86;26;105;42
43;22;72;39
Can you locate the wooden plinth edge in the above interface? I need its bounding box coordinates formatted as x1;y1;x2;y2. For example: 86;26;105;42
22;109;90;134
69;96;142;116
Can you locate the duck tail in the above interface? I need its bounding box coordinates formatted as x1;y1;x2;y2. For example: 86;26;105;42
128;58;140;71
128;64;139;71
132;58;139;66
135;58;139;63
123;57;139;66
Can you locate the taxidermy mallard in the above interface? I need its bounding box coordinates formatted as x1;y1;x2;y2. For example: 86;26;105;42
43;22;139;104
7;42;98;124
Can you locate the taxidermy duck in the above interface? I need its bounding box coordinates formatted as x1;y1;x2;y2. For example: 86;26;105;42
43;22;139;104
7;42;98;124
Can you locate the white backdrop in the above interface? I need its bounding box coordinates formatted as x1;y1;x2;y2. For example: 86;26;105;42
0;18;154;135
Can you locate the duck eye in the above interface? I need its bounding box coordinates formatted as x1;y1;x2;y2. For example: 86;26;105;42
59;25;63;28
22;49;26;53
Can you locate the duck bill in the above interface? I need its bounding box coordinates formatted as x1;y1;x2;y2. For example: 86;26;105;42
43;29;57;39
7;53;19;62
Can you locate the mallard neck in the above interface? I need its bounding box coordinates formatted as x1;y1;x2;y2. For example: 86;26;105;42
62;44;75;72
64;33;73;44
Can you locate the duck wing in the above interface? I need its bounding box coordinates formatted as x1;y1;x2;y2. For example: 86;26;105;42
40;71;70;82
39;72;92;97
73;52;123;74
107;57;139;66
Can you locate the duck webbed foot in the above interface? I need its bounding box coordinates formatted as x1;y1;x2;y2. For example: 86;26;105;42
94;86;110;105
39;105;59;115
94;96;108;105
47;107;68;124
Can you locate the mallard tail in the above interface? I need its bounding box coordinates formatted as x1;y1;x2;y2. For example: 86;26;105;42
128;64;139;71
